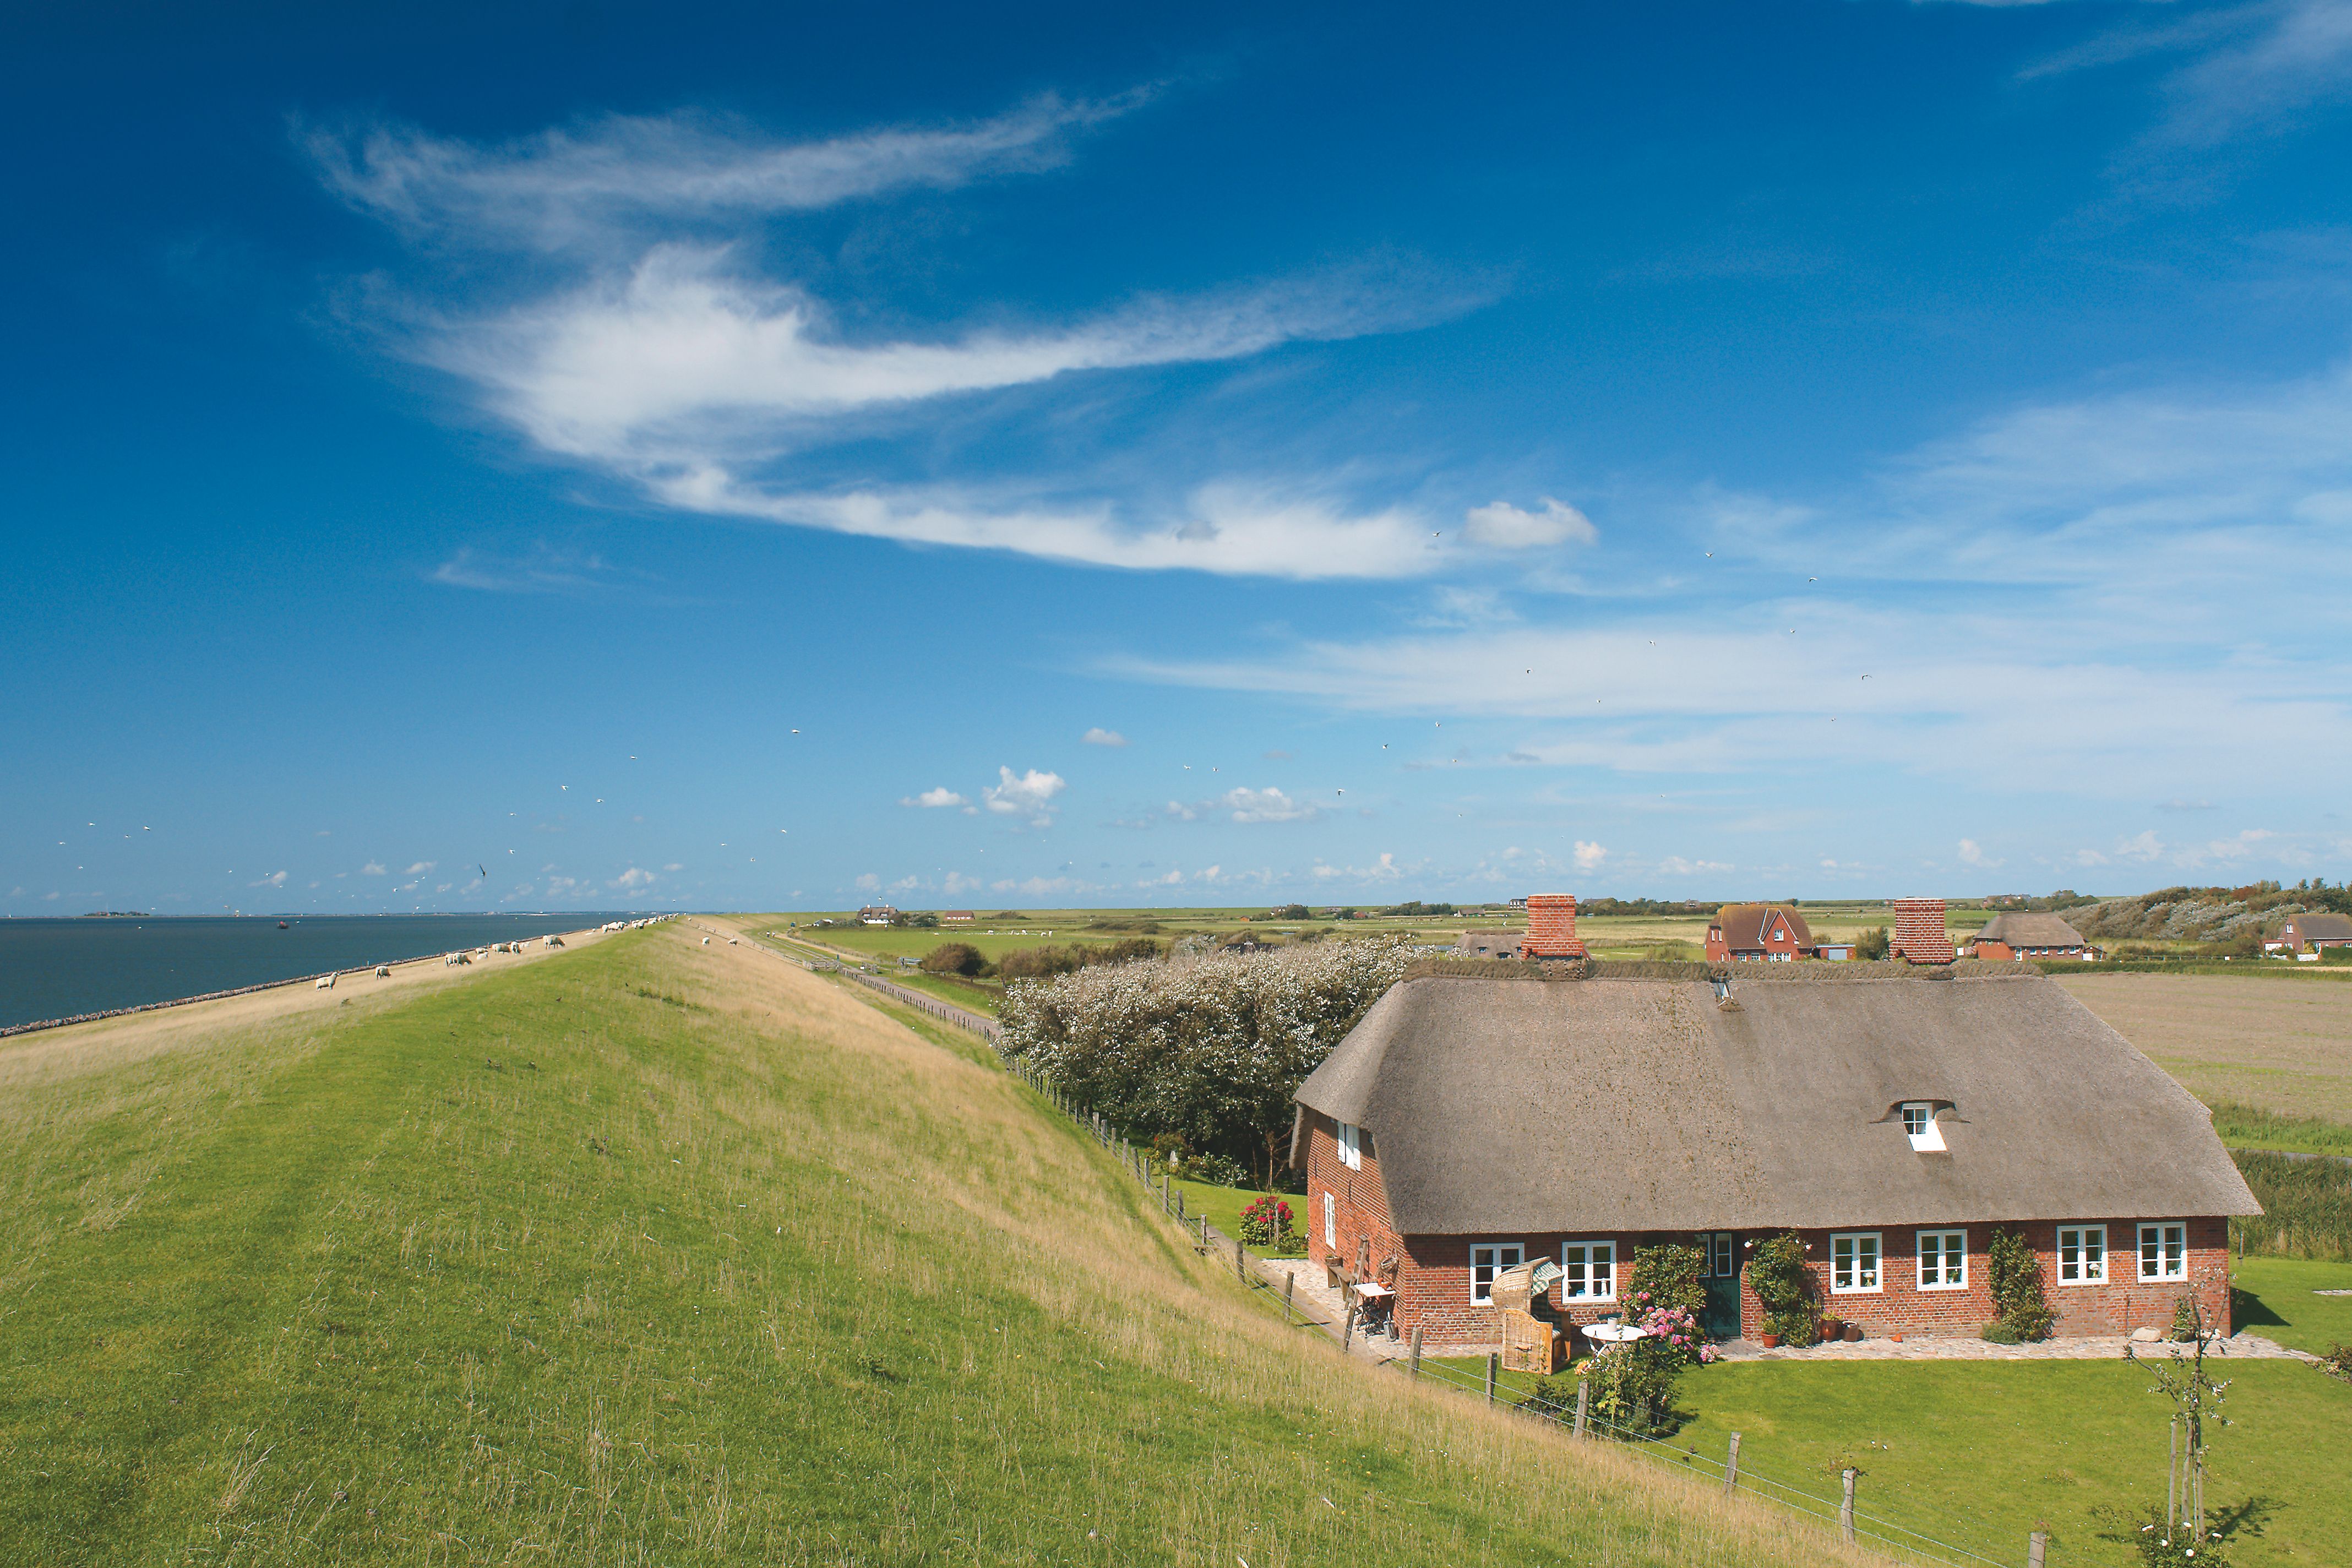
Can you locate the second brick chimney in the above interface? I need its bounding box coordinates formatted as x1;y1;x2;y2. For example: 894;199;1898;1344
1523;894;1588;960
1890;897;1956;965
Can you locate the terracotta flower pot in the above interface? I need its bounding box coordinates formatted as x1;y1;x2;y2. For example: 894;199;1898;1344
1819;1317;1842;1341
1759;1333;1782;1349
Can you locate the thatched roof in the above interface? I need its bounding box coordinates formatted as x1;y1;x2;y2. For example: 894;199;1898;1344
1293;965;2257;1235
1712;903;1814;950
1973;912;2090;948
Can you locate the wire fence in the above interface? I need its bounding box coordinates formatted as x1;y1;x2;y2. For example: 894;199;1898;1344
715;919;2048;1568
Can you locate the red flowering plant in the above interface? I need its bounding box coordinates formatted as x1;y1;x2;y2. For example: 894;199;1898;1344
1239;1195;1297;1250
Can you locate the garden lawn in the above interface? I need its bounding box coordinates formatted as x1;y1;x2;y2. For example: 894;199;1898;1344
1436;1354;2349;1568
2232;1255;2352;1354
1170;1176;1311;1256
0;924;1844;1568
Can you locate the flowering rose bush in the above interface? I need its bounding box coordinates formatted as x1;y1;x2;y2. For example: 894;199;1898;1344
998;938;1419;1173
1239;1195;1297;1249
1629;1300;1721;1369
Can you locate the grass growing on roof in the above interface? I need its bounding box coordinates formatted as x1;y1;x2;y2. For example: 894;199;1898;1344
0;925;1852;1566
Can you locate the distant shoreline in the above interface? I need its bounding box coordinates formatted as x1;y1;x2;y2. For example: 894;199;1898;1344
0;920;626;1041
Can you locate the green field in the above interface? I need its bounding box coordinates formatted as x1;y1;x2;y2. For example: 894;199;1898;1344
0;924;1850;1566
1433;1255;2352;1568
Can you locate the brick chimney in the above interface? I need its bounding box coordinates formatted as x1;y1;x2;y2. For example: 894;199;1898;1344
1523;894;1588;960
1890;897;1956;965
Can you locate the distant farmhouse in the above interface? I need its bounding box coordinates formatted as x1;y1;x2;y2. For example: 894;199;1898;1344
1295;894;2255;1349
1705;904;1812;962
941;910;974;924
1969;912;2098;962
1453;930;1523;960
2266;913;2352;957
856;905;899;926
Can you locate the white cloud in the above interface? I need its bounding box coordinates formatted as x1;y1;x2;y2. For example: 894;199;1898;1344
1957;838;2002;868
1082;727;1128;747
983;766;1066;826
1573;841;1609;872
307;95;1146;250
1463;497;1598;549
2116;830;2166;863
405;861;435;875
249;870;288;888
663;862;684;871
659;473;1442;580
854;872;881;891
361;861;386;875
610;867;656;890
1221;786;1320;824
1309;852;1403;882
944;870;983;894
1656;856;1733;876
902;786;968;808
319;95;1484;582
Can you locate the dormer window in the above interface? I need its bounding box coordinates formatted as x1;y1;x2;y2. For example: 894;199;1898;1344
1901;1102;1946;1152
1336;1119;1363;1170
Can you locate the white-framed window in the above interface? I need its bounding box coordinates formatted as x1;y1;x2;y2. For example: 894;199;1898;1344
1917;1229;1967;1290
1560;1240;1617;1301
1696;1232;1734;1278
1901;1102;1946;1152
1323;1191;1336;1249
2139;1222;2187;1281
2057;1225;2107;1284
1335;1120;1362;1171
1471;1243;1525;1304
1832;1232;1882;1294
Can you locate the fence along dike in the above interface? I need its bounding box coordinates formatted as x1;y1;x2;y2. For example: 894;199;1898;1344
708;922;2041;1568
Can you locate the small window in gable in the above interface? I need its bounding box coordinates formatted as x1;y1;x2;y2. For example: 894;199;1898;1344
1335;1120;1363;1171
1900;1102;1946;1152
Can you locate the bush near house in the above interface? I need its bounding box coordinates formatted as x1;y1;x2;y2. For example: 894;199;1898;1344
920;943;988;977
998;938;1417;1180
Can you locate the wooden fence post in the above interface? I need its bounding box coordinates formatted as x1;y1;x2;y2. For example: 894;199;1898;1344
1840;1469;1856;1544
1724;1431;1741;1494
1485;1353;1498;1405
1198;1215;1208;1251
1574;1379;1588;1440
1284;1272;1296;1325
1174;1190;1185;1222
1409;1327;1423;1378
2027;1529;2048;1568
1234;1237;1246;1281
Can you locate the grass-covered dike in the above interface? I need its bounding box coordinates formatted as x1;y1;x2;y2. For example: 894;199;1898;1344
0;924;1847;1566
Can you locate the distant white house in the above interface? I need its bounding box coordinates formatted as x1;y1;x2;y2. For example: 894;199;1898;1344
857;905;900;926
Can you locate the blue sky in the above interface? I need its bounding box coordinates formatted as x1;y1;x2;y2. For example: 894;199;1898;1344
7;0;2352;914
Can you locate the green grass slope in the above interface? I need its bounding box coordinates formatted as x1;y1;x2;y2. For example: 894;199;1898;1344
0;927;1844;1567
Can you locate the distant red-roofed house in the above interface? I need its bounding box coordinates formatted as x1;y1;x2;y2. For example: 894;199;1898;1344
2266;913;2352;954
1968;913;2097;962
1705;904;1814;962
942;910;974;923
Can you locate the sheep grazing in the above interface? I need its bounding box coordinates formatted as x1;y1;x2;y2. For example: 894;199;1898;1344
315;974;336;990
374;965;392;977
545;935;564;948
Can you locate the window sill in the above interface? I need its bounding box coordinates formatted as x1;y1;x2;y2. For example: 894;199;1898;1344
1918;1282;1969;1292
1831;1286;1884;1296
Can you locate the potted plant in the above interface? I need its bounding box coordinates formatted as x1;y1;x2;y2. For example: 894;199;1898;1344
1819;1314;1843;1342
1758;1332;1782;1349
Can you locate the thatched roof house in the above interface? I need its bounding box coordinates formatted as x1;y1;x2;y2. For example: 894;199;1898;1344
1969;912;2094;960
1293;959;2255;1346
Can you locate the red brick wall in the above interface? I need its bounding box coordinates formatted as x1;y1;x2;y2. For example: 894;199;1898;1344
1523;894;1586;959
1302;1113;1408;1293
1891;898;1956;963
1369;1218;2233;1346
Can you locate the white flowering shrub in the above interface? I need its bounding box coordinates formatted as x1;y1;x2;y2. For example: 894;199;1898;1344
999;939;1417;1175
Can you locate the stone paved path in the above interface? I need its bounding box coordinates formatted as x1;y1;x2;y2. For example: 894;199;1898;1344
1716;1331;2310;1362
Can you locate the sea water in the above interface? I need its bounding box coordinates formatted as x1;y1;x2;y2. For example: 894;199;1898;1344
0;913;644;1031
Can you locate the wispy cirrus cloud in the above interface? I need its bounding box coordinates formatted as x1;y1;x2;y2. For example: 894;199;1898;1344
311;97;1499;580
306;94;1151;250
2019;0;2352;149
